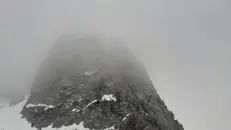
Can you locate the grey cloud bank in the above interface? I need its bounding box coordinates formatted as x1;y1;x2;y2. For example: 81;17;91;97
0;0;230;130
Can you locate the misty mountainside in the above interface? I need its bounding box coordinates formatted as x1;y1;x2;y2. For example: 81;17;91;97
0;90;25;108
20;34;184;130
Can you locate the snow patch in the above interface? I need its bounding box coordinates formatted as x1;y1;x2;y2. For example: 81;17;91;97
84;69;98;76
26;103;54;111
82;94;116;111
122;113;131;121
83;99;97;110
101;94;116;101
72;108;80;112
103;125;117;130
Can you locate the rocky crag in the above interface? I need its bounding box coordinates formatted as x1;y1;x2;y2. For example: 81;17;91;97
20;34;184;130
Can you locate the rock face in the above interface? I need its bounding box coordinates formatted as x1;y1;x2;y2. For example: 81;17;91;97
20;34;184;130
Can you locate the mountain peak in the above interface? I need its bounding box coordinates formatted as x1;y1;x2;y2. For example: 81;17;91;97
20;34;184;130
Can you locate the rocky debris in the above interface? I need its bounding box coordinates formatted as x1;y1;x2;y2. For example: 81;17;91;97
20;34;184;130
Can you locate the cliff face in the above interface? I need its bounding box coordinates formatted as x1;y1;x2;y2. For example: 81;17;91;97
20;34;184;130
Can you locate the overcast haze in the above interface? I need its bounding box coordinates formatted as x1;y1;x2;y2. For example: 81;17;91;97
0;0;230;130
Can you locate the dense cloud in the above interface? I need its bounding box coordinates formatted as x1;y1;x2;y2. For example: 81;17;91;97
0;0;230;130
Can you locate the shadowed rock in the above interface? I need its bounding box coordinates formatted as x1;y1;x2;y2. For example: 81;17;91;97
20;34;184;130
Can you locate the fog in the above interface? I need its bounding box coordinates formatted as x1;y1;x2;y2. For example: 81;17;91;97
0;0;230;130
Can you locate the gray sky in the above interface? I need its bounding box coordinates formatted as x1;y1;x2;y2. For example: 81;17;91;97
0;0;230;130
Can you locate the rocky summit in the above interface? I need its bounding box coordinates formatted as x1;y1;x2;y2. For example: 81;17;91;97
20;34;184;130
